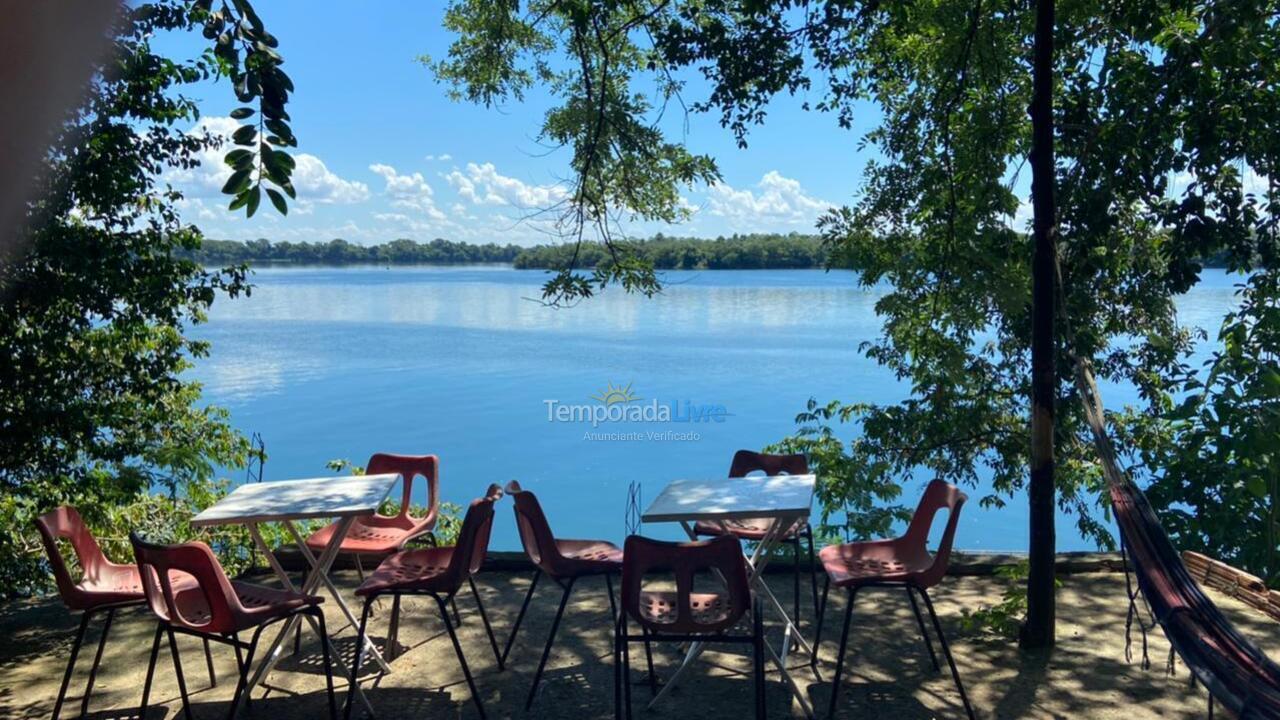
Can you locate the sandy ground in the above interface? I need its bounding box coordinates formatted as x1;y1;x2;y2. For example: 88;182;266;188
3;569;1278;719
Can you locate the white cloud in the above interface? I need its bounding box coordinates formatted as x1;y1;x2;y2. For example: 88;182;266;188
370;163;446;220
444;162;568;209
167;116;368;208
706;171;830;226
425;153;453;162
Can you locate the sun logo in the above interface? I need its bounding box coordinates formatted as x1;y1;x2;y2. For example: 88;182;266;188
592;381;641;406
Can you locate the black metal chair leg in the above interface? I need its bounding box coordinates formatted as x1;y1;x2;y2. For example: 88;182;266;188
605;572;618;621
229;624;265;720
753;598;766;720
52;609;92;720
613;617;623;720
450;595;463;626
436;595;486;720
79;607;115;717
812;575;831;668
203;636;218;687
344;598;374;720
907;586;940;671
167;627;194;720
642;628;657;696
919;589;976;720
526;577;575;710
387;594;401;661
827;587;857;720
139;623;164;718
469;577;504;669
621;614;633;720
312;608;339;720
793;535;803;626
806;526;821;620
500;570;541;666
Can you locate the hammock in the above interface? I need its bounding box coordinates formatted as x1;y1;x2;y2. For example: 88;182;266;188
1065;262;1280;718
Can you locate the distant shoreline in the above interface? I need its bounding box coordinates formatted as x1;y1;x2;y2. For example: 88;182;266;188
186;233;849;271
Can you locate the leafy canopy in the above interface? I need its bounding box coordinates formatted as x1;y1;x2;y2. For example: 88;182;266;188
0;0;294;596
437;2;1280;562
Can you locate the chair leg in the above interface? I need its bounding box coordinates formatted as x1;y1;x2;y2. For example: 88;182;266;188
51;609;92;720
792;535;803;626
386;594;401;661
613;617;623;720
167;627;194;720
806;526;821;620
139;623;164;718
753;598;766;720
500;570;541;667
827;587;857;720
203;636;218;687
469;577;504;669
641;628;657;697
312;608;339;720
344;598;374;720
919;589;975;720
621;614;633;720
79;607;116;717
436;594;486;720
812;575;831;669
450;595;463;626
605;572;618;621
906;586;940;671
229;624;265;720
525;577;575;711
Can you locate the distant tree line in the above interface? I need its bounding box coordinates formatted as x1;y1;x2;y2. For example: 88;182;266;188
189;237;525;265
185;233;851;269
512;233;845;270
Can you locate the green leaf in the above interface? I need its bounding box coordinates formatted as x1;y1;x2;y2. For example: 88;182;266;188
231;125;257;146
221;169;252;195
266;187;288;215
229;107;255;120
246;185;262;217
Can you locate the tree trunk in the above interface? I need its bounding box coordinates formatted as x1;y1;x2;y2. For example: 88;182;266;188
1021;0;1057;650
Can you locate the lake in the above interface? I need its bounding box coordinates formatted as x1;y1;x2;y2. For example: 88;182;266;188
190;265;1243;552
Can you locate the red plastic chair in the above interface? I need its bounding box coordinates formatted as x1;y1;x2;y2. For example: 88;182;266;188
615;534;765;719
344;484;504;720
130;533;337;720
502;479;625;709
694;450;819;626
305;453;442;658
813;479;974;719
35;506;216;719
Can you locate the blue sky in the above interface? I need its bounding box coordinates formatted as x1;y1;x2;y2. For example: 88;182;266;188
159;1;890;246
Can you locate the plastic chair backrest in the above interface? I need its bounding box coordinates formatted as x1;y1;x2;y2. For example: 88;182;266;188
622;534;750;635
728;450;808;478
130;533;240;634
505;480;564;573
34;506;119;610
443;484;503;588
902;479;967;588
366;452;440;529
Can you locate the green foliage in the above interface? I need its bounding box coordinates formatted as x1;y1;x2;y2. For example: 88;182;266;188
514;233;841;270
1126;270;1280;587
190;237;526;265
0;0;291;598
766;399;912;541
431;1;720;304
443;1;1280;559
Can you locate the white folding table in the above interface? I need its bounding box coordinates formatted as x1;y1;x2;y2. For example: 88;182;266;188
641;473;818;719
190;473;400;717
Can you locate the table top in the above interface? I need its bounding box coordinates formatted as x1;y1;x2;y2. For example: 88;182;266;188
641;474;816;523
190;474;400;527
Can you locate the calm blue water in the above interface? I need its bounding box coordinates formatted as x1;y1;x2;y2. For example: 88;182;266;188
188;265;1243;552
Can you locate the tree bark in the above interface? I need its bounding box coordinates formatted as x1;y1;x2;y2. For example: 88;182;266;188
1021;0;1057;649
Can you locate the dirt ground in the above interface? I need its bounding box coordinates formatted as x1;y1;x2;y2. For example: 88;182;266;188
2;569;1278;719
